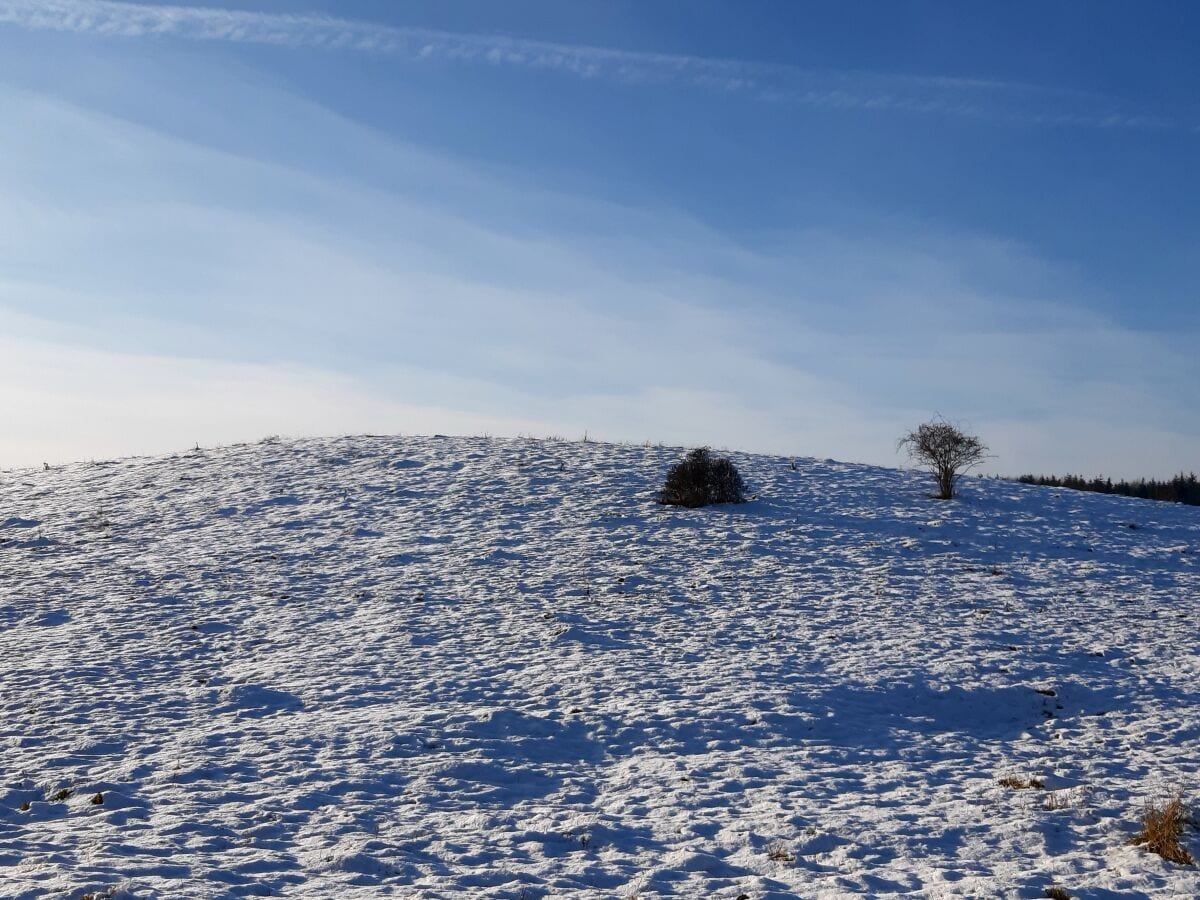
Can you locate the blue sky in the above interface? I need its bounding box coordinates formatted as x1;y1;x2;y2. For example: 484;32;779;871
1;1;1197;475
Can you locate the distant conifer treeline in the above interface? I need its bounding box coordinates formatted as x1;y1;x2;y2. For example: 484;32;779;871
1016;472;1200;506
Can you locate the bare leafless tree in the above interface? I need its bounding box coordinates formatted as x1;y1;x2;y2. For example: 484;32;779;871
898;417;988;500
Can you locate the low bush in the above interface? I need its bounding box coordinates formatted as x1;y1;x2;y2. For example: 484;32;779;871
658;448;747;508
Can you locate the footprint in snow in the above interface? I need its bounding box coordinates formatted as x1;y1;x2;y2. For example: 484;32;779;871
191;621;234;635
25;610;70;627
216;684;303;717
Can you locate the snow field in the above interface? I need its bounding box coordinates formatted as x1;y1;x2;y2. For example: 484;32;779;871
1;435;1198;898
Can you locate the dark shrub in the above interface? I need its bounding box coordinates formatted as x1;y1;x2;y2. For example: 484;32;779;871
658;448;747;508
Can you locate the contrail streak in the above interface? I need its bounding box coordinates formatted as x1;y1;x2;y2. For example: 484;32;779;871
0;0;1178;130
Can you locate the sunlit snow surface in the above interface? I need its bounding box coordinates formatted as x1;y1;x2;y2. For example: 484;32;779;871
2;435;1198;898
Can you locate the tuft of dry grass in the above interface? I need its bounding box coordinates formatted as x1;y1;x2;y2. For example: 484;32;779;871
999;775;1045;790
766;840;795;863
1044;888;1071;900
1042;790;1075;811
1128;796;1195;866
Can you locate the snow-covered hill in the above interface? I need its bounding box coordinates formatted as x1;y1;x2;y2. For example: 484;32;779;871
2;435;1198;899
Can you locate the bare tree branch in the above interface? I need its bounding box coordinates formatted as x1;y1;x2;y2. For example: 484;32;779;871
898;417;989;500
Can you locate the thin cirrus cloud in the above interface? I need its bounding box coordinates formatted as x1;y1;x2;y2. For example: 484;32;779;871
1;76;1195;475
1;10;1196;474
0;79;888;464
0;323;570;466
0;0;1179;130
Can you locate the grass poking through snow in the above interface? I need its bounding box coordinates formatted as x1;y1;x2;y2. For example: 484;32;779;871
1128;796;1195;866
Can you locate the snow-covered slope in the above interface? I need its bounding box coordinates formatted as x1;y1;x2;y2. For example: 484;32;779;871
2;435;1198;899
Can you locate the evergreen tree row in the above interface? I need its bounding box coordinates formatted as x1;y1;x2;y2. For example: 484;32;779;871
1016;472;1200;506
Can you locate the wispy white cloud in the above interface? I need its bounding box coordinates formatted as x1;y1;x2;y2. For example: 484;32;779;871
1;75;1196;475
0;0;1178;130
0;327;566;466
